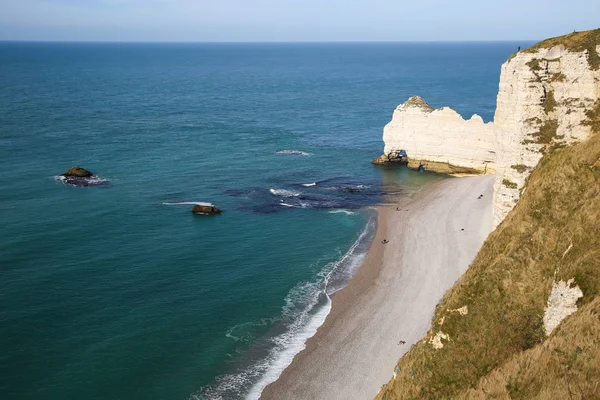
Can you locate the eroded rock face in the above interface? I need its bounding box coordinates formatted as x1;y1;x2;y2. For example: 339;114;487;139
379;96;497;175
543;278;583;336
192;205;222;215
492;45;600;225
378;39;599;226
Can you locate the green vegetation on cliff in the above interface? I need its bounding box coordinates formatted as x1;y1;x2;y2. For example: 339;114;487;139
510;29;600;70
376;99;600;400
524;29;600;70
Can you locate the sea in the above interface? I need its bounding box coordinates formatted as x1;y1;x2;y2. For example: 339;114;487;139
0;41;528;400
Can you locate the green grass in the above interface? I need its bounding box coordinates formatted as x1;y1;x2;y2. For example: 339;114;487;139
526;58;543;72
376;108;600;400
511;164;529;173
533;119;558;145
524;29;600;70
583;99;600;134
508;29;600;70
502;178;518;189
550;72;567;82
544;90;557;114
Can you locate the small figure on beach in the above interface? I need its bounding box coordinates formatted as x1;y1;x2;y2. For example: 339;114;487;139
398;340;406;345
382;239;389;244
396;207;400;211
518;46;521;51
477;194;483;200
461;228;465;231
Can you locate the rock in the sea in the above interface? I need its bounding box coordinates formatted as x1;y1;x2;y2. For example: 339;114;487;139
63;166;92;177
192;205;222;215
381;96;497;174
372;150;408;165
59;166;107;186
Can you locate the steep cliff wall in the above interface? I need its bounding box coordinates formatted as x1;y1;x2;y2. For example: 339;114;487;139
376;96;496;174
378;29;600;226
493;39;600;225
376;113;600;400
374;29;600;400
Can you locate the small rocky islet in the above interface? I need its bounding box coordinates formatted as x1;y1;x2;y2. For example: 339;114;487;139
191;204;222;215
59;166;108;187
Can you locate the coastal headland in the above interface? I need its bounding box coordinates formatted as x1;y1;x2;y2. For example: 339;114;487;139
261;175;494;399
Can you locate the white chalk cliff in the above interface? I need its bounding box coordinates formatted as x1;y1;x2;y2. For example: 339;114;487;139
381;97;496;174
378;32;600;225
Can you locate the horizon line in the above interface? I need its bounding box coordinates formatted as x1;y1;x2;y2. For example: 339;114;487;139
0;39;535;44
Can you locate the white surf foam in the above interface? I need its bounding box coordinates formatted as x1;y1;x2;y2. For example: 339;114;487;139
162;201;214;206
192;217;374;400
301;182;316;187
275;150;310;156
244;220;372;399
269;189;300;198
328;209;356;215
54;175;109;185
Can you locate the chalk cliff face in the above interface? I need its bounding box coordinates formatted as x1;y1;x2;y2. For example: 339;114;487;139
378;30;600;225
379;96;496;174
492;44;600;225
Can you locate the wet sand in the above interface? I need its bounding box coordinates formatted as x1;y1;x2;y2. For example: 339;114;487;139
260;175;495;400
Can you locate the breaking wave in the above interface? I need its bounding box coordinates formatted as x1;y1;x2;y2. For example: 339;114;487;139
328;209;356;215
193;216;375;400
162;201;214;206
269;189;301;198
275;150;310;156
54;175;109;187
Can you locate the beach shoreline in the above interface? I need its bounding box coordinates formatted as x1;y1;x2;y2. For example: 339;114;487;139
260;175;495;400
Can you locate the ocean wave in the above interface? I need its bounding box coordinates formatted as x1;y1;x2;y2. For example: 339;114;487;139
301;182;316;187
269;189;300;198
322;184;371;192
275;150;310;156
193;218;375;400
278;201;310;209
225;318;276;343
54;175;109;187
162;201;214;206
328;209;356;215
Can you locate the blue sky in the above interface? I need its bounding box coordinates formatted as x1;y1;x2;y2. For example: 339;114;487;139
0;0;598;42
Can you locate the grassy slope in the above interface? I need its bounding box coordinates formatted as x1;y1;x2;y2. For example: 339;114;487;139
377;127;600;400
508;29;600;70
376;35;600;399
461;297;600;399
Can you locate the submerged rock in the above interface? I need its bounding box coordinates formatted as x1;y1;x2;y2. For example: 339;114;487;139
192;205;222;215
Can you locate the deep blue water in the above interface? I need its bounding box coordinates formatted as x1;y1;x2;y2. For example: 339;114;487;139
0;41;526;400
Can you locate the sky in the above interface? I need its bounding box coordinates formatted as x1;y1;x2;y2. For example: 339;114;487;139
0;0;598;42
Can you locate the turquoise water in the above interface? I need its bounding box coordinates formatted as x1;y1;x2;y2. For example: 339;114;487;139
0;42;526;400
